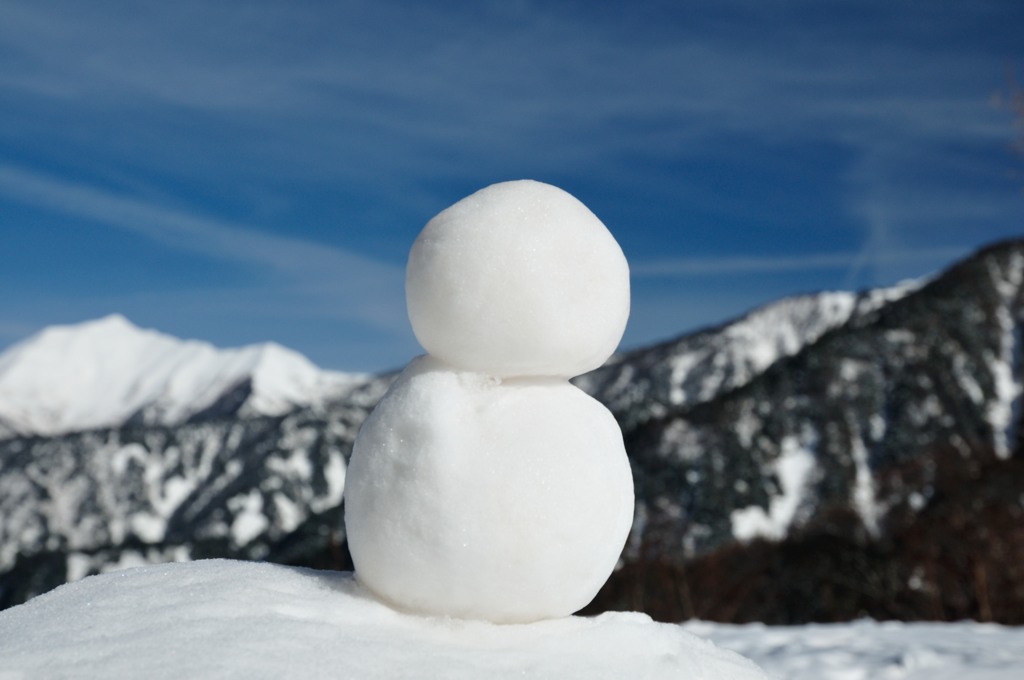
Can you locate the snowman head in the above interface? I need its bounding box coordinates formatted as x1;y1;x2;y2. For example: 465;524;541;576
405;180;630;378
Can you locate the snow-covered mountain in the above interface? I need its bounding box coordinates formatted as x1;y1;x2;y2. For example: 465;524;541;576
589;239;1024;623
574;280;919;427
1;239;1022;625
0;315;367;438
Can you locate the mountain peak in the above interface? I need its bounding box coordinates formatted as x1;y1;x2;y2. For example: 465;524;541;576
0;316;363;438
87;312;134;328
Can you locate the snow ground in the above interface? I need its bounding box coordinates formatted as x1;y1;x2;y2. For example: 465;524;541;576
685;618;1024;680
0;560;767;680
1;559;1021;679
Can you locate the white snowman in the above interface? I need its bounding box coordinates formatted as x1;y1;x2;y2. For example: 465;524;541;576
344;180;634;624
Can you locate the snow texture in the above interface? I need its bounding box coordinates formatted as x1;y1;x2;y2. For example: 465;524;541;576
345;356;633;622
730;431;816;541
0;560;769;680
406;180;630;378
986;250;1024;459
686;619;1024;680
0;315;364;438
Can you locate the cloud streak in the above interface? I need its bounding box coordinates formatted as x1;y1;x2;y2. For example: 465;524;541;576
633;247;966;279
1;2;1011;167
0;164;406;330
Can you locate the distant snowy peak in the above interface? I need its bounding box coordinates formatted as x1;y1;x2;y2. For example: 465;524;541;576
0;315;365;438
577;280;920;422
706;278;922;384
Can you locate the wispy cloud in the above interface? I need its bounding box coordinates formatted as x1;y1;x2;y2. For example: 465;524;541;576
633;247;966;279
1;1;1010;169
0;164;406;330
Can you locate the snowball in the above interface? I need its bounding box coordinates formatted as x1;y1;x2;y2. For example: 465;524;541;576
406;180;629;378
344;356;634;623
0;560;770;679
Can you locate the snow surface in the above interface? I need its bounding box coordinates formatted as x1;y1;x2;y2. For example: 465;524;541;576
4;560;1022;680
0;560;769;680
406;180;630;378
0;315;365;437
685;619;1024;680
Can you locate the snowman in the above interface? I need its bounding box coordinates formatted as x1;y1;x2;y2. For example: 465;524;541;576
344;180;634;624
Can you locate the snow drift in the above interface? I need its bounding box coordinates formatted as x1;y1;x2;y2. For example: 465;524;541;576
0;560;768;679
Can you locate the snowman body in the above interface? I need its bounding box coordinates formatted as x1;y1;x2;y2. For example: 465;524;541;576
344;180;634;623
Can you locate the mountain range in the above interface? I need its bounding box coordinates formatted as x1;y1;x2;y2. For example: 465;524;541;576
1;239;1022;623
0;314;367;438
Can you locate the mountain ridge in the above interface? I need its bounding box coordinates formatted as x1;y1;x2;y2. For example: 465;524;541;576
585;238;1024;622
0;314;368;439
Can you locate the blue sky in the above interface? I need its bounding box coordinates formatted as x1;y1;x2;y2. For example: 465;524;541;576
1;0;1022;372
